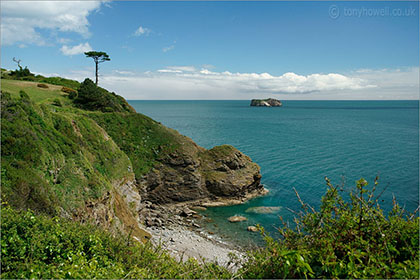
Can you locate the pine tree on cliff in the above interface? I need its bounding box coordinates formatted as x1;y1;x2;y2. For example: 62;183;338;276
84;51;110;85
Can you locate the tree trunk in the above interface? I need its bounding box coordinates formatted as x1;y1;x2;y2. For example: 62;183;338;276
95;61;98;85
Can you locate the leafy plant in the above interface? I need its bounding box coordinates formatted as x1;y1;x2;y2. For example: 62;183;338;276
0;203;232;279
52;98;62;107
240;177;419;279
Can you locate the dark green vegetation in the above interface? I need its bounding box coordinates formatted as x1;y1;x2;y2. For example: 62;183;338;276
1;203;231;279
1;69;418;279
241;178;419;279
1;90;131;214
74;78;135;113
88;112;180;179
2;68;80;90
84;51;110;85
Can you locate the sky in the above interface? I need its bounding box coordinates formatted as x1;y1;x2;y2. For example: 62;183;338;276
1;1;419;100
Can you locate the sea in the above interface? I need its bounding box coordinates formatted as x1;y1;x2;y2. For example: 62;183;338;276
128;100;419;247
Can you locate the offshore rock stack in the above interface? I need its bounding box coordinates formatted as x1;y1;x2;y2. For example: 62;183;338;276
250;98;282;107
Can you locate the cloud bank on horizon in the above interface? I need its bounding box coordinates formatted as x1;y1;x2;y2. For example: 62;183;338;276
1;1;418;100
63;66;418;100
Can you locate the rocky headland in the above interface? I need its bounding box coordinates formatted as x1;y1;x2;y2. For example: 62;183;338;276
250;98;282;107
1;75;269;270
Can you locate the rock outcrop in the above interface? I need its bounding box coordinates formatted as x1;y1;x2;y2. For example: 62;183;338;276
141;138;266;206
250;98;282;107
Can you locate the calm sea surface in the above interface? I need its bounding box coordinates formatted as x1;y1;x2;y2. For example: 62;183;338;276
128;100;419;246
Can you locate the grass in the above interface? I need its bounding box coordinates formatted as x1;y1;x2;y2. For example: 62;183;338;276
1;88;131;214
1;79;71;105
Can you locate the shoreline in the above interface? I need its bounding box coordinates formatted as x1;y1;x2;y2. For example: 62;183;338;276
147;224;245;272
139;187;269;271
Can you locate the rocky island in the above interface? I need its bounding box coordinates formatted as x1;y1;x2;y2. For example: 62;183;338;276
250;98;282;107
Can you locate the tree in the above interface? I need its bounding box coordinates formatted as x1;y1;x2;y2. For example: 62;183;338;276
12;57;22;70
84;51;110;85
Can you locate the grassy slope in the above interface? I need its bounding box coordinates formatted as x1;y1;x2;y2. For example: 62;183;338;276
0;77;235;279
1;79;71;105
1;88;132;214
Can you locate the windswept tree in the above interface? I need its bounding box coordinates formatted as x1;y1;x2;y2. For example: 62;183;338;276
84;51;110;85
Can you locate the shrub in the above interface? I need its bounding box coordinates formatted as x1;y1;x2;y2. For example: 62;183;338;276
10;66;34;79
61;86;77;94
240;177;419;279
37;83;49;88
73;78;135;113
19;90;30;101
52;98;62;107
0;204;232;279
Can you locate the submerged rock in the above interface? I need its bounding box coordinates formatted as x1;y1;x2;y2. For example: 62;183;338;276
228;215;247;222
245;206;281;214
250;98;282;107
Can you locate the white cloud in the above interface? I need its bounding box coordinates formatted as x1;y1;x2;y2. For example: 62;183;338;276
114;70;135;76
60;42;92;56
57;38;73;44
133;26;152;36
88;67;409;100
162;45;175;53
1;1;103;46
61;65;418;100
158;66;196;73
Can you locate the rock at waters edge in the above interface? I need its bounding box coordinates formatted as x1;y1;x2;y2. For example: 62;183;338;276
228;215;247;222
247;226;258;232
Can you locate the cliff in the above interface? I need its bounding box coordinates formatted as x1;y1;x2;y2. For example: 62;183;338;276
250;98;282;107
1;76;265;241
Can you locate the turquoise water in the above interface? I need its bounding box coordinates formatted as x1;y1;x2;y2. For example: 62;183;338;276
129;100;419;245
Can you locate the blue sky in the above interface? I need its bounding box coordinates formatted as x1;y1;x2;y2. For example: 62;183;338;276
1;1;419;100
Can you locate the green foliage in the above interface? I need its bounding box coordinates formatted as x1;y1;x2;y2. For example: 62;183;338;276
1;91;131;214
61;86;78;96
240;177;419;279
10;66;34;79
52;98;63;107
0;79;69;105
84;51;110;62
88;112;180;179
74;78;135;113
39;77;80;90
2;68;80;90
1;204;232;279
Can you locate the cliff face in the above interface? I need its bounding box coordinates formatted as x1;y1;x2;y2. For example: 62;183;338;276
143;142;264;204
1;78;265;243
250;98;282;107
89;113;265;205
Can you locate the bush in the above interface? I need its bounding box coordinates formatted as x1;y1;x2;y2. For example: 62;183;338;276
37;83;49;88
0;204;232;279
61;86;77;94
10;67;34;79
52;98;62;107
73;78;135;113
240;177;419;279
